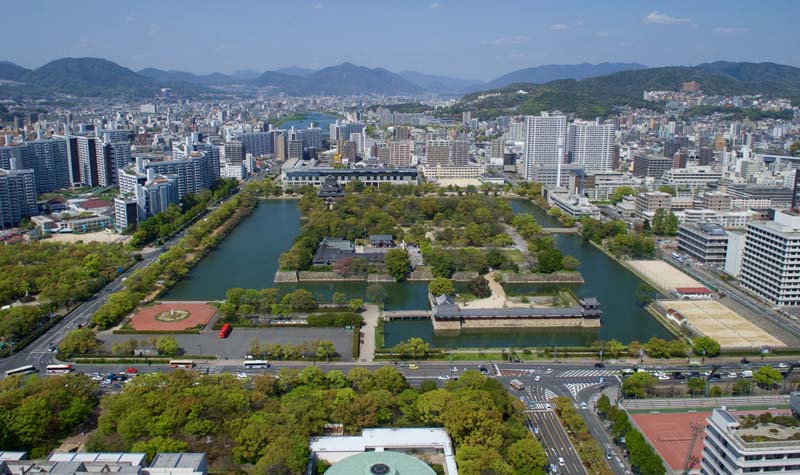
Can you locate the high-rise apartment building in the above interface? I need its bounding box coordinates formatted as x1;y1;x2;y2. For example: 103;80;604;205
522;114;567;180
740;211;800;306
389;141;411;167
450;140;469;166
223;141;245;164
426;140;450;167
0;169;37;228
566;121;615;172
19;139;71;193
144;152;218;199
288;140;304;160
240;132;273;157
490;138;505;160
76;136;100;187
96;141;131;187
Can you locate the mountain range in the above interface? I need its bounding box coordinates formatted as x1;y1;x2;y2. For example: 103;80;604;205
0;58;798;112
449;61;800;119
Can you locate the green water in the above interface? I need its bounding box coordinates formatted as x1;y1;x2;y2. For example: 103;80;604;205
165;197;672;346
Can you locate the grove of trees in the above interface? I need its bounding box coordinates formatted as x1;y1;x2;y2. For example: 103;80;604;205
86;367;547;475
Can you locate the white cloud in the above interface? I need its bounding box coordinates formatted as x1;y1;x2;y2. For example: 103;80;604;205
575;20;584;27
549;23;569;31
594;31;609;38
618;41;634;48
642;11;691;25
714;26;749;35
429;2;444;9
481;35;529;46
311;3;323;11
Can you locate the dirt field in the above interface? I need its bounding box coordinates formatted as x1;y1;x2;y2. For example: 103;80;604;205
631;411;708;472
47;231;130;244
627;260;701;293
661;299;786;349
129;303;217;331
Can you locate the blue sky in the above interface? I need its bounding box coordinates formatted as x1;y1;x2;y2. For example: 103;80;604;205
4;0;798;81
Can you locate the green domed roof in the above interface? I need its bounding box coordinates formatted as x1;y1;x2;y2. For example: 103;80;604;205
323;452;436;475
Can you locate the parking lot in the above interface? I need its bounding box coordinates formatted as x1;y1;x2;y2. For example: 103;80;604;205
102;327;355;361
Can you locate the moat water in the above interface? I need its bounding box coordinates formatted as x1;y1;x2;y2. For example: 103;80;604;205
164;198;672;347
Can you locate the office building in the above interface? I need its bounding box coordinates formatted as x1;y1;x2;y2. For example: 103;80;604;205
633;154;672;180
282;164;418;188
659;167;722;189
0;169;37;228
522;114;567;180
389;141;411;167
701;191;732;211
701;407;800;475
740;211;800;306
677;223;729;265
724;231;746;277
19;139;71;193
566;121;615;172
729;185;793;209
635;191;671;218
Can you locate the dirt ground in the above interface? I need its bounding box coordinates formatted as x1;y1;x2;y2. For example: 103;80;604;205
46;231;130;244
660;299;786;349
628;260;702;293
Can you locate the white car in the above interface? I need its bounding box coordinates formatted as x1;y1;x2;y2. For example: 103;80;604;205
236;373;248;380
534;375;541;382
545;403;552;410
580;402;587;409
438;375;451;381
450;366;458;373
778;363;789;369
658;374;669;381
546;368;553;374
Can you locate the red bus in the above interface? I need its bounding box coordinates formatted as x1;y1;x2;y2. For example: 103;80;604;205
219;323;232;339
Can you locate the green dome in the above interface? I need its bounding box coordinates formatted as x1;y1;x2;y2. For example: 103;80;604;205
323;451;437;475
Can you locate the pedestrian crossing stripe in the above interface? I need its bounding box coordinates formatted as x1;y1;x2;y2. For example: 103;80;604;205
557;369;615;378
565;382;596;398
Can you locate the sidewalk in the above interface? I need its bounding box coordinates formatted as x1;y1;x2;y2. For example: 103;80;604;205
359;305;379;363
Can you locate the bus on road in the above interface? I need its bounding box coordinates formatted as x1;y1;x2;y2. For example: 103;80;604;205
169;360;196;368
219;323;232;339
510;379;525;391
243;360;270;369
45;364;72;375
5;365;37;377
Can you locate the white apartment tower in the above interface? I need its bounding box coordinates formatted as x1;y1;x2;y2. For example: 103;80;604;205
567;121;615;172
740;210;800;306
522;114;567;180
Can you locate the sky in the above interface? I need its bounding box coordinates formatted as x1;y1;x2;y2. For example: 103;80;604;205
4;0;799;81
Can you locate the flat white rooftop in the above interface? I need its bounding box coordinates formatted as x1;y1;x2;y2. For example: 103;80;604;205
311;428;458;475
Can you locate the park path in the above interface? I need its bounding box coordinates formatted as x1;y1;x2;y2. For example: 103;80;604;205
359;305;379;363
502;224;530;271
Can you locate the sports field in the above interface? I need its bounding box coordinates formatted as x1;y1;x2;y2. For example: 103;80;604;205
129;303;216;331
660;299;786;349
631;411;707;472
627;260;701;293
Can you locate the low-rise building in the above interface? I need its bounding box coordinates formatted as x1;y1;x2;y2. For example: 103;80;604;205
678;222;729;265
635;191;672;218
549;193;600;218
282;162;419;188
702;407;800;475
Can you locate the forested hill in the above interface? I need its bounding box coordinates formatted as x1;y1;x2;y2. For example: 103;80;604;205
447;62;800;119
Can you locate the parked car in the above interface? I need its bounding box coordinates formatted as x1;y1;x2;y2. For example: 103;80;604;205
594;363;605;368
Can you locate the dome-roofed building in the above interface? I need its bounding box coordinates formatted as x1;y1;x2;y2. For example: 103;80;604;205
322;452;436;475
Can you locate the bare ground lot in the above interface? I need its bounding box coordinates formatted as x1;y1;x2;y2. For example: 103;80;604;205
627;260;701;293
660;299;786;349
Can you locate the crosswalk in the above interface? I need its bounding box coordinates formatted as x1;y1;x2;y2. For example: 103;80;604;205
520;386;559;411
565;382;596;398
558;369;616;378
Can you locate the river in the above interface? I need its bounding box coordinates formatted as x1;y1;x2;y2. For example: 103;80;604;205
164;197;672;346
